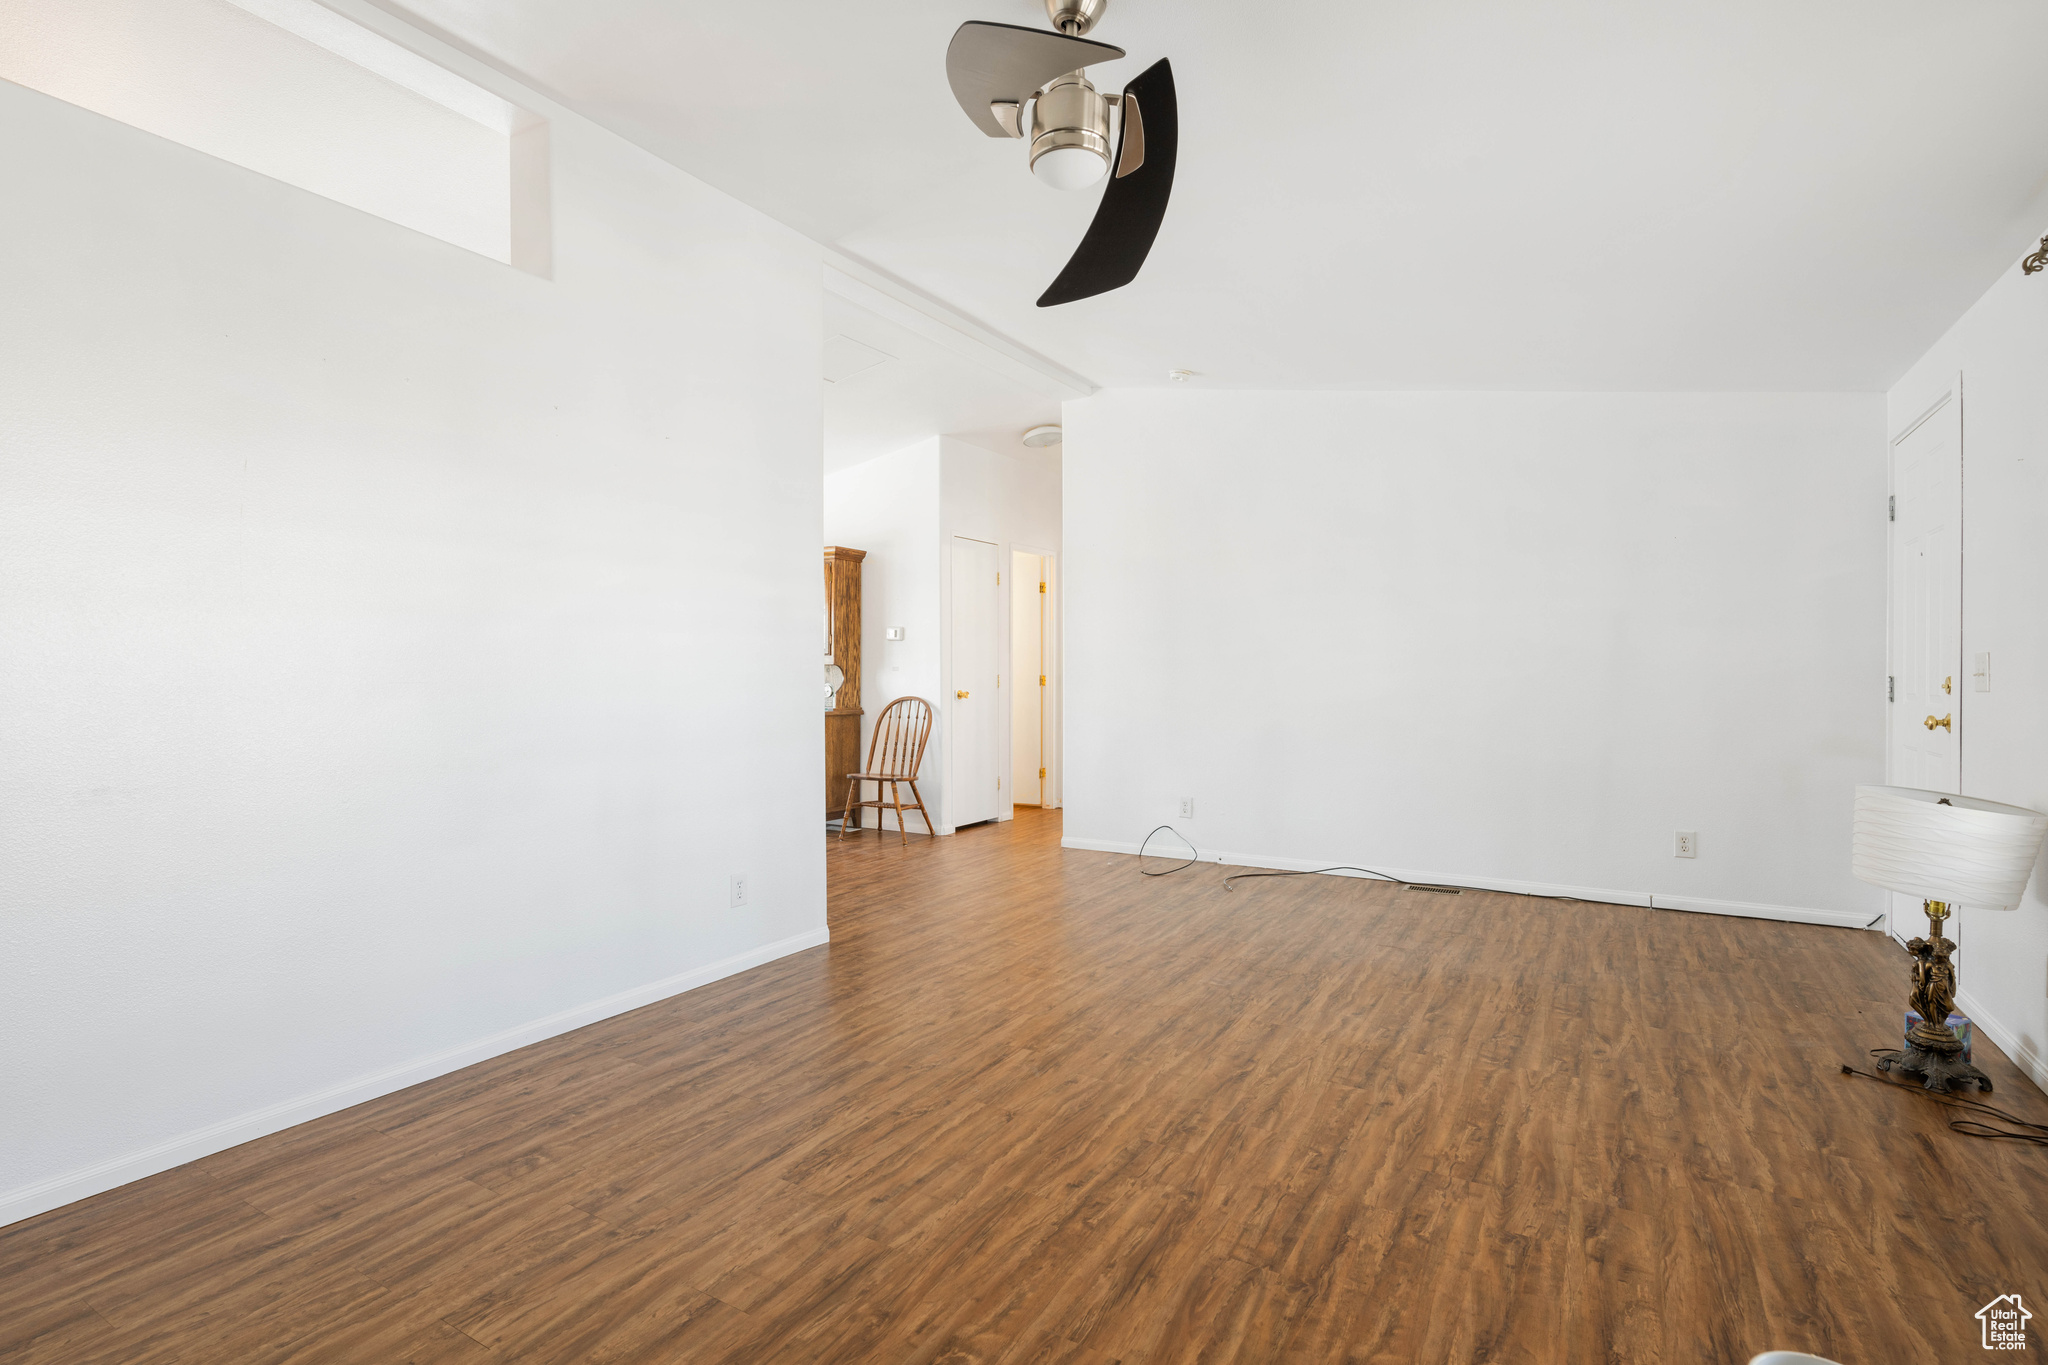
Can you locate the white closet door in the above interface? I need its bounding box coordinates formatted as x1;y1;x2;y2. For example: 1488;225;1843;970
1889;389;1961;795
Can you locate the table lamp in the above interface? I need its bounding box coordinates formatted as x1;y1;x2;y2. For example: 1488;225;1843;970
1851;785;2048;1093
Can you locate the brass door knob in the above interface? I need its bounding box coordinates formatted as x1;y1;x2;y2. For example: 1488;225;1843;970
957;690;970;699
1924;714;1951;732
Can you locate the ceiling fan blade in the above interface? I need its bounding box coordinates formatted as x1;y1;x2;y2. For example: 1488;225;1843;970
946;21;1125;139
1037;58;1176;306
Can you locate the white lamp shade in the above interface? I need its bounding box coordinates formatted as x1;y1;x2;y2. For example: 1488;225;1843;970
1852;785;2048;909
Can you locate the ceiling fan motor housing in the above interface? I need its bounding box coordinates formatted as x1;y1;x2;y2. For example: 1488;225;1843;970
1029;71;1112;188
1044;0;1109;36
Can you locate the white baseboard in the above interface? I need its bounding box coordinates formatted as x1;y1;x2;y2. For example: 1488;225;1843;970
840;803;947;836
0;926;831;1231
843;815;950;836
1646;893;1879;930
1059;836;1878;930
1954;987;2048;1095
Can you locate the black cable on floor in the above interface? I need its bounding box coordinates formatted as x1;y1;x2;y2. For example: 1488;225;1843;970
1136;825;1199;877
1213;856;1571;900
1138;837;2042;1146
1131;829;1580;902
1223;865;1407;891
1840;1054;2048;1148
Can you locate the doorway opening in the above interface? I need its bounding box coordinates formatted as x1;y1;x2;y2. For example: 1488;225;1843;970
1012;550;1049;808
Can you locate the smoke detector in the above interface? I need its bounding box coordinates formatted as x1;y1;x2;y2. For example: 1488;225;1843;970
1169;369;1194;383
1021;424;1064;447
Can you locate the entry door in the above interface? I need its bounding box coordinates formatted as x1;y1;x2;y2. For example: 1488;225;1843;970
1889;388;1962;798
950;537;1002;826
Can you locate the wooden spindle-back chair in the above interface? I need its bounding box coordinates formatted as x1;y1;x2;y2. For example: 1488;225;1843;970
840;696;935;844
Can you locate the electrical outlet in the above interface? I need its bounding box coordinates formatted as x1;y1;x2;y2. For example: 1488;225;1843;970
729;874;749;908
1179;797;1194;819
1674;831;1697;859
1974;651;1991;692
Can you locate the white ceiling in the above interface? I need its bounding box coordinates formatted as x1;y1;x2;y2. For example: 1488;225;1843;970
378;0;2048;392
821;287;1062;472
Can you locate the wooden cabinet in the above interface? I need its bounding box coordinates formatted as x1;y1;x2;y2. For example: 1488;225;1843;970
824;546;866;824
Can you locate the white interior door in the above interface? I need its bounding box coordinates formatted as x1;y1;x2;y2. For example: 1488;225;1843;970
950;537;1001;827
1890;390;1962;792
1888;387;1962;930
1011;552;1044;806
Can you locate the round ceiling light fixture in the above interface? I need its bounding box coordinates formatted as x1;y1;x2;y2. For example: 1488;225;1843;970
1021;424;1064;448
1029;72;1111;190
1169;369;1194;382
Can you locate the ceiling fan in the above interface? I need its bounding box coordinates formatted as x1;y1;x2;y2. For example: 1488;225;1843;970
945;0;1176;307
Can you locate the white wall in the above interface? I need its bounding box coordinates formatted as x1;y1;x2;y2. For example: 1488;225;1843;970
823;435;1063;832
1888;253;2048;1091
0;46;825;1226
1064;389;1887;925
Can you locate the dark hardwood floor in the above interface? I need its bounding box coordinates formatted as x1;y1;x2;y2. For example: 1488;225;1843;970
5;808;2045;1363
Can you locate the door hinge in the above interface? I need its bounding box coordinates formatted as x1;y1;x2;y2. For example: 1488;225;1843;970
996;572;1001;584
1889;495;1895;522
1039;674;1046;686
1039;767;1046;779
996;776;1000;789
1038;581;1046;593
1888;675;1895;702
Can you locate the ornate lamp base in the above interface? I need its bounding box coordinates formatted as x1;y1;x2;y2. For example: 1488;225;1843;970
1886;898;1993;1094
1876;1042;1992;1093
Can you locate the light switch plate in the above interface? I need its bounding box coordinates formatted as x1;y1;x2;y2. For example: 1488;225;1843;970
885;627;905;641
1974;651;1990;692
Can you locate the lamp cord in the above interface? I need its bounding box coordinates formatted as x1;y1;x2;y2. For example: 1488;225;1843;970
1131;828;1576;900
1840;1054;2048;1147
1138;834;2042;1146
1135;834;2043;1147
1136;825;1199;876
1223;865;1414;891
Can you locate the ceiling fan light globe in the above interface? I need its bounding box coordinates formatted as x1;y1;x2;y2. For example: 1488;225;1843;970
1032;145;1107;190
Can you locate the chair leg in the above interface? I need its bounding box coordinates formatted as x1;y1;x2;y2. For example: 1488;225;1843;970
907;780;935;839
839;775;858;840
892;781;908;847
